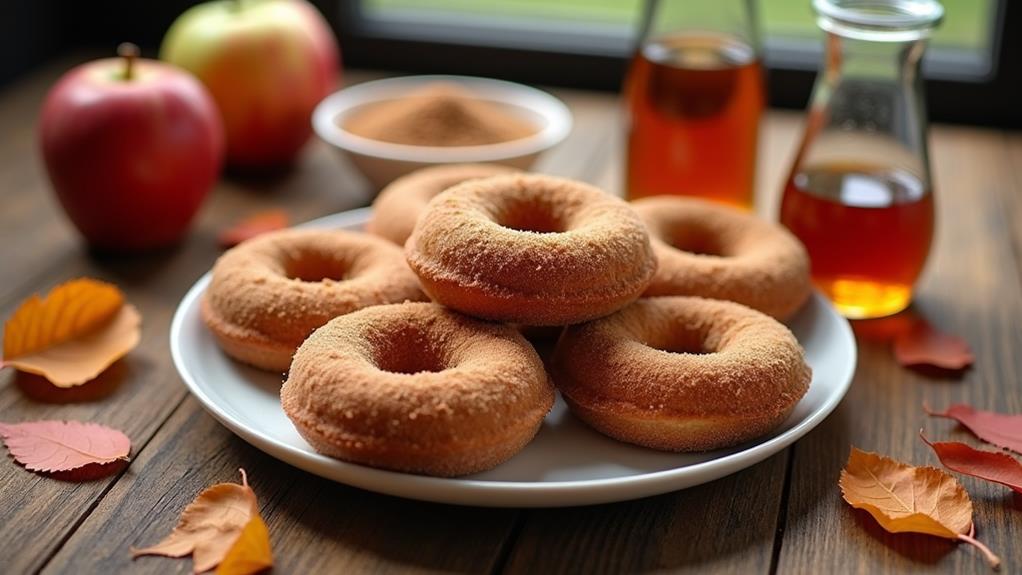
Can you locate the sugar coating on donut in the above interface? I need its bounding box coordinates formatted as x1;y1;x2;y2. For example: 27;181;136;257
632;196;811;320
406;173;657;325
552;296;811;452
202;228;427;371
281;302;554;476
367;163;518;246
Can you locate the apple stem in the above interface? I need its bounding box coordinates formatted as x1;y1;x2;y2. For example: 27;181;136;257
117;42;140;81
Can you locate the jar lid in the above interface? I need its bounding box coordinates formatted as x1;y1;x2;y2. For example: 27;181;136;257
813;0;944;41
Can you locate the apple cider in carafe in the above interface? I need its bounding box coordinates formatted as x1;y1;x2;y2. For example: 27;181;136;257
780;163;933;318
778;0;944;318
625;33;764;209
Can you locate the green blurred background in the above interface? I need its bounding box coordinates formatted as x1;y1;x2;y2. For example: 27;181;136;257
367;0;991;49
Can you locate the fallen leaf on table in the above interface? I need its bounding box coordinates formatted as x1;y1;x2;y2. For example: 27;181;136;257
0;420;130;473
921;431;1022;493
219;210;289;248
925;403;1022;455
1;278;141;387
839;447;1000;569
216;513;273;575
893;319;974;370
133;469;272;574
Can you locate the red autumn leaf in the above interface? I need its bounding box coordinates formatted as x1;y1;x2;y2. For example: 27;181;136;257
921;431;1022;494
925;403;1022;455
0;420;130;473
893;319;974;370
218;210;288;248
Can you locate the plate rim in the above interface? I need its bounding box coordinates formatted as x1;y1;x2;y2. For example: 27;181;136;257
170;207;856;507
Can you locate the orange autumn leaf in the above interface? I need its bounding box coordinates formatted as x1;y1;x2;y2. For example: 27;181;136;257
893;319;974;370
1;278;141;387
218;209;289;248
0;420;130;473
216;513;273;575
133;469;272;574
839;447;1000;568
840;448;972;537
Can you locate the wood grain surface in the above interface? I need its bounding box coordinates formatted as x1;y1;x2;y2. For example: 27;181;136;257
1;55;1020;575
775;126;1022;574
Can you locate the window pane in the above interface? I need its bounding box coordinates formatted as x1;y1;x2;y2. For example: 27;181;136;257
364;0;640;27
760;0;994;50
359;0;999;78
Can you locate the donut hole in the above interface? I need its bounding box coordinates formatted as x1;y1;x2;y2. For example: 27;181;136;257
666;228;730;257
370;326;449;375
283;249;351;282
496;199;566;234
645;331;714;356
650;340;713;356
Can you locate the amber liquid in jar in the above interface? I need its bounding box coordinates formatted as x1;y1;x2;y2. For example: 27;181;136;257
780;162;934;318
625;33;764;209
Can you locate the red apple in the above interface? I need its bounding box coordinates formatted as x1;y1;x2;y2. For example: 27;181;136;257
160;0;340;168
40;44;224;251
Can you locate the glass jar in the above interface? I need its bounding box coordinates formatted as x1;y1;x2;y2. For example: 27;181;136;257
779;0;943;319
624;0;764;210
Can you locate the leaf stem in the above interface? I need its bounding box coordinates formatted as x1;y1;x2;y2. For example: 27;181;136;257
922;401;949;418
919;429;935;447
957;532;1001;570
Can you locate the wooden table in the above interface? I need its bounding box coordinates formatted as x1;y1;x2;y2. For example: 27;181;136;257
2;57;1021;575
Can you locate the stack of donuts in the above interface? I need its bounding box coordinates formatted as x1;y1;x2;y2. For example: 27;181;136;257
202;164;813;477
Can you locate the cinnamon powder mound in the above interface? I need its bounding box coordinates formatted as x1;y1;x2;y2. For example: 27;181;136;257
344;83;537;147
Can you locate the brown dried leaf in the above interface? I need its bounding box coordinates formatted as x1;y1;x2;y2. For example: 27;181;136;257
215;513;273;575
839;447;999;568
133;469;270;574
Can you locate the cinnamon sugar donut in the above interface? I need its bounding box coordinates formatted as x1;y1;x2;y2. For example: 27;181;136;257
632;196;812;320
406;174;657;325
202;229;426;372
367;164;517;245
281;302;554;476
551;296;811;451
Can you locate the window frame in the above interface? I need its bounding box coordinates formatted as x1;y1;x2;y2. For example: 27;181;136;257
326;0;1021;128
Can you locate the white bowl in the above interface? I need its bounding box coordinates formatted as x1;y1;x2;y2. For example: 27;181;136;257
312;75;573;189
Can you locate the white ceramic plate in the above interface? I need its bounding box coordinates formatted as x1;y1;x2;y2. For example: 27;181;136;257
171;208;856;507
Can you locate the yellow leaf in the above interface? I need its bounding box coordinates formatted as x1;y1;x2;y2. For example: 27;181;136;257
1;278;140;387
215;514;273;575
840;447;1000;568
133;469;267;574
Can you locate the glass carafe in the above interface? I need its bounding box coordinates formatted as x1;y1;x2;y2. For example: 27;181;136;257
625;0;764;210
780;0;943;319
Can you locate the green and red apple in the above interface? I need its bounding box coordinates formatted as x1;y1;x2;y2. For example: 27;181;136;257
39;44;224;251
161;0;340;168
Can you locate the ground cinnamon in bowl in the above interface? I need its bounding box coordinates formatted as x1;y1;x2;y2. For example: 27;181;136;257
343;83;538;147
